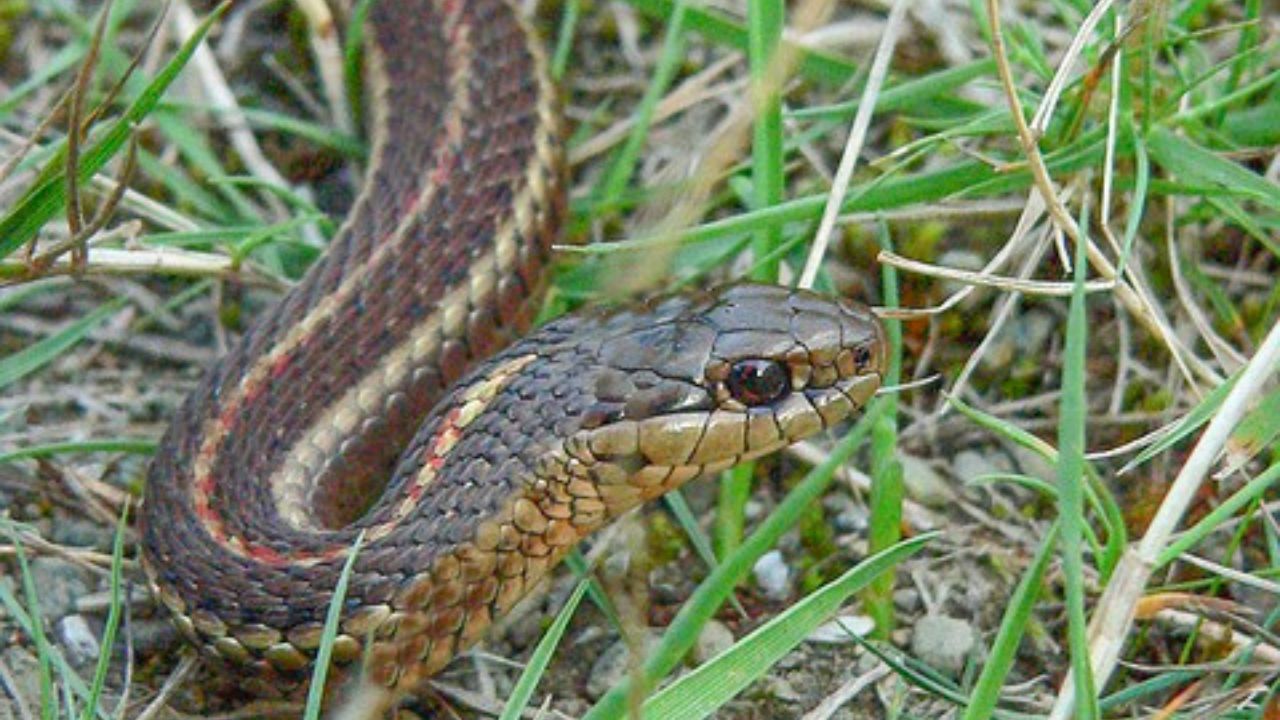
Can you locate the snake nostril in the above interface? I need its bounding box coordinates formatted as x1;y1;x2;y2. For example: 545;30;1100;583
852;345;872;372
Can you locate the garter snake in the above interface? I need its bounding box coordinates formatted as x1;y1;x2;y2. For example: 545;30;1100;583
139;0;885;696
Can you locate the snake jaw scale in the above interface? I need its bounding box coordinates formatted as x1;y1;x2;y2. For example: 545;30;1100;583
343;604;393;637
572;497;608;527
545;518;578;546
589;462;628;487
844;373;882;408
631;465;674;489
596;482;642;511
664;465;701;490
459;605;492;648
512;497;548;534
638;413;702;465
458;544;497;582
393;575;434;610
836;348;857;377
171;614;197;644
496;551;526;583
331;635;363;663
699;459;737;478
811;363;839;388
773;393;823;440
471;519;502;551
790;361;813;390
687;410;746;465
585;421;639;457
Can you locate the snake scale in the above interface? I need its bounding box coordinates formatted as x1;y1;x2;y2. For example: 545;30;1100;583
139;0;885;697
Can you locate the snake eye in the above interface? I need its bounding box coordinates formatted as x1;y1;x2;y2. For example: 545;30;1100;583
725;359;789;406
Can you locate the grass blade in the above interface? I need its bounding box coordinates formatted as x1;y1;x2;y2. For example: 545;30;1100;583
304;530;365;719
962;522;1059;720
0;439;156;465
747;0;783;282
865;223;903;638
623;0;857;85
0;2;230;258
1146;126;1280;211
0;298;124;390
1155;459;1280;569
1057;231;1097;719
498;578;590;720
583;402;882;719
79;503;130;720
641;533;936;719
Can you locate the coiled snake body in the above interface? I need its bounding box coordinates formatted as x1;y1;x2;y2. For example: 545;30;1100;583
140;0;885;695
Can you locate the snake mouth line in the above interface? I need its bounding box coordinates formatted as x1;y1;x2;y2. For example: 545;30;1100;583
561;366;881;509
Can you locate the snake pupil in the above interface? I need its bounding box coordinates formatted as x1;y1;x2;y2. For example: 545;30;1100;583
726;359;789;406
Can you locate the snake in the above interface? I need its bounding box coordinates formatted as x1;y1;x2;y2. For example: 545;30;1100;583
138;0;885;698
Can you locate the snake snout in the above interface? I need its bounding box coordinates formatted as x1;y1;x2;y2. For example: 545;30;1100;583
696;284;883;414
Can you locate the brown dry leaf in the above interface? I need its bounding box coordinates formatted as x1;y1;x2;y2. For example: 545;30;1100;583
1151;679;1203;720
1133;592;1240;619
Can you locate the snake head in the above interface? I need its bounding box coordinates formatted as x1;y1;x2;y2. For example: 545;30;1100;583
566;283;884;503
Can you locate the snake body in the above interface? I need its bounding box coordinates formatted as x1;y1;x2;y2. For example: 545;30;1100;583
140;0;884;695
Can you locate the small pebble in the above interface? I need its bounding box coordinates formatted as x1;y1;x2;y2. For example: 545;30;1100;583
1;647;42;713
50;518;113;550
833;506;869;534
573;625;608;647
1011;445;1056;483
893;588;923;613
898;453;955;507
981;309;1056;371
691;620;735;664
753;550;791;601
1015;310;1057;356
774;652;803;671
586;631;661;700
765;675;803;703
56;615;99;667
952;449;1002;484
650;581;682;604
826;494;868;534
29;557;89;620
806;614;874;644
911;614;976;674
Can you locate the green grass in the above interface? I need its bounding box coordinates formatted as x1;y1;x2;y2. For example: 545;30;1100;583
863;224;904;641
0;0;1277;717
582;404;886;720
305;531;365;719
1056;199;1098;720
